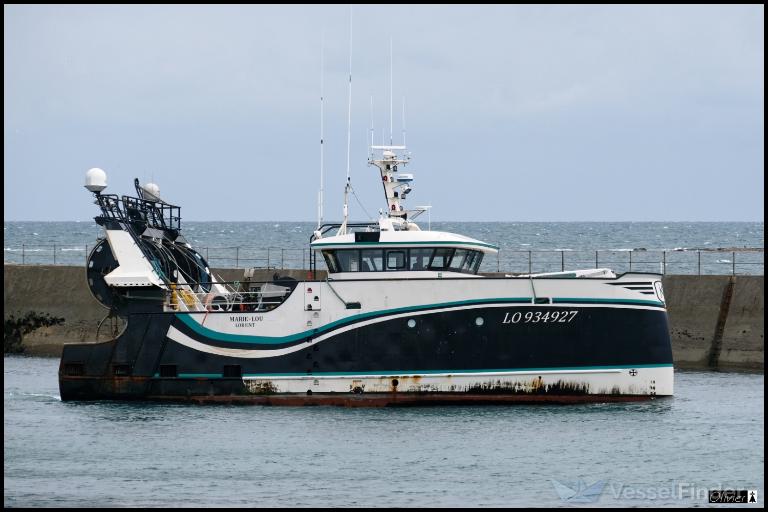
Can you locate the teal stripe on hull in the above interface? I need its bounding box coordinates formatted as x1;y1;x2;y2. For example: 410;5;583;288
156;364;674;379
177;297;533;344
177;296;665;345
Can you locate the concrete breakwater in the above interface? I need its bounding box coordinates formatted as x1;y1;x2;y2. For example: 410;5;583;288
3;264;763;371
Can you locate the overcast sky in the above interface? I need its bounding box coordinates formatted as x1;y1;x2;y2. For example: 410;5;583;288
4;4;764;222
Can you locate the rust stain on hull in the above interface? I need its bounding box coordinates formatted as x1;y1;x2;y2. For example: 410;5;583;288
147;393;660;407
61;375;660;405
243;379;279;395
465;378;591;395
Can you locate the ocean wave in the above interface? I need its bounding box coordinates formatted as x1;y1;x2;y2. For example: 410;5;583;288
7;392;62;402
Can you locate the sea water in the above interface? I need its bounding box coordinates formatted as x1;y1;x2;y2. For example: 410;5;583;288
3;221;765;274
3;356;764;507
4;221;765;505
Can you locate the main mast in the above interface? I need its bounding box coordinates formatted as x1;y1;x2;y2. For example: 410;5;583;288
368;145;424;229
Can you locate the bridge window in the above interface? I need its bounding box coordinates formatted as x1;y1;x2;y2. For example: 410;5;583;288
448;249;485;273
335;250;360;272
323;247;484;274
409;248;430;270
386;250;406;270
429;248;455;269
471;252;484;273
361;249;383;272
322;250;340;273
448;248;469;272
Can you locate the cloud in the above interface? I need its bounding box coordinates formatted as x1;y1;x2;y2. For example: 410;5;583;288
4;4;764;221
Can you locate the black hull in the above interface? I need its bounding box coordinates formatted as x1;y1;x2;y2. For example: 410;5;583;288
60;302;673;404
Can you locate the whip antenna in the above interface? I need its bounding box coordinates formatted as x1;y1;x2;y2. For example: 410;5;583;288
317;30;325;230
339;6;353;235
369;96;374;160
402;97;406;146
389;37;393;146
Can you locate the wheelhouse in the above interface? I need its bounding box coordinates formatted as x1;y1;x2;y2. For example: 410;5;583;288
308;145;498;278
322;246;485;274
310;224;498;278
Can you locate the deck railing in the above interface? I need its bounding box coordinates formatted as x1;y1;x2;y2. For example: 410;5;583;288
164;281;297;313
4;244;763;276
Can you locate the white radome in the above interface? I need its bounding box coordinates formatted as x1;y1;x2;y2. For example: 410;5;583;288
141;182;162;202
85;167;107;193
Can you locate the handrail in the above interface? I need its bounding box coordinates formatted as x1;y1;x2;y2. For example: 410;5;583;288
164;281;297;313
4;244;764;275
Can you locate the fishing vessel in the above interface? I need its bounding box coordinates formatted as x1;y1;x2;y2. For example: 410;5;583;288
59;144;674;405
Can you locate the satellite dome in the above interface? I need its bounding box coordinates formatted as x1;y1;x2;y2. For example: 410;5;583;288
141;182;163;202
85;168;107;193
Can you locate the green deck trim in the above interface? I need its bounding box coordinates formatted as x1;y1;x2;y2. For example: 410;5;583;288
311;240;500;251
552;297;664;307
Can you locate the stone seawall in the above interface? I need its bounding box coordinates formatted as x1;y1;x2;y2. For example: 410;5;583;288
3;265;763;371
